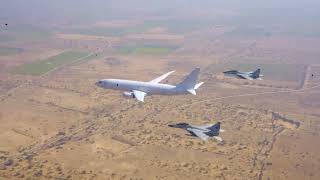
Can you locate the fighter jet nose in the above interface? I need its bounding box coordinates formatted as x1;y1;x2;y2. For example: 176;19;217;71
168;124;179;128
96;80;103;87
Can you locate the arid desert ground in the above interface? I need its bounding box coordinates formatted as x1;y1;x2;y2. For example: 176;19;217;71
1;8;320;180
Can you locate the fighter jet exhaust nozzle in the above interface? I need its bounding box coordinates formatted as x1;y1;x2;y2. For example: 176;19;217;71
123;91;135;98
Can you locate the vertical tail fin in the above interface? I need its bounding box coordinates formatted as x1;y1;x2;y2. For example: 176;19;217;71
208;122;221;132
252;69;261;79
177;68;201;90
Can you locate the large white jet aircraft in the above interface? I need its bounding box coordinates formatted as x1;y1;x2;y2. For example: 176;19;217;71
96;68;204;102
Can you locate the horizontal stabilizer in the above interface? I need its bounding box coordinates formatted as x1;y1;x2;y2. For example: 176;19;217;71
213;136;222;142
187;89;196;95
194;82;204;90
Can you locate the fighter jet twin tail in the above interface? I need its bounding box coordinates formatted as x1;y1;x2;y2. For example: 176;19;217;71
96;68;204;102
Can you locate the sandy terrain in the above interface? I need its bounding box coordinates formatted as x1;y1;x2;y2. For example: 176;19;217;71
0;21;319;180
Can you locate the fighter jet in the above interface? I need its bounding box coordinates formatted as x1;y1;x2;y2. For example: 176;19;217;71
168;122;224;141
223;68;263;80
96;68;204;102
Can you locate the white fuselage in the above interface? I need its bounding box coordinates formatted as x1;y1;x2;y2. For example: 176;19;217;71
96;79;187;95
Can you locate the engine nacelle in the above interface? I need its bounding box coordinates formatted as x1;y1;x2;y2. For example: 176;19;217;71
123;91;135;98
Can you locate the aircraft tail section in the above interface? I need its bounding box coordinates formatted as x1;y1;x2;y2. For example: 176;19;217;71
252;69;261;79
177;68;203;95
208;122;221;132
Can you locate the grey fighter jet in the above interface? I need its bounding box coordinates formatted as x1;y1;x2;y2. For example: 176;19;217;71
169;122;224;141
223;68;263;80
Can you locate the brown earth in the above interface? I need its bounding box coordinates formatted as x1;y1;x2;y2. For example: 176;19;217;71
0;21;319;180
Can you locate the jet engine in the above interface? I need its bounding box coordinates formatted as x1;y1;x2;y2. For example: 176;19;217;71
123;91;135;98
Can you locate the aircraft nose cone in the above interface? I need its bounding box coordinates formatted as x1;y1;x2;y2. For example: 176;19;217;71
95;80;103;87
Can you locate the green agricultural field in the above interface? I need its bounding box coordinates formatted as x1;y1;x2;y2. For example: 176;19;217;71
13;51;91;76
116;45;177;56
0;47;23;56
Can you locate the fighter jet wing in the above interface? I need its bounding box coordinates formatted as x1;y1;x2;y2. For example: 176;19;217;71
187;128;209;141
149;71;175;84
132;90;147;102
197;124;215;129
237;74;253;80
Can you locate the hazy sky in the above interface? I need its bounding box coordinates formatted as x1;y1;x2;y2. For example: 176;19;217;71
1;0;319;25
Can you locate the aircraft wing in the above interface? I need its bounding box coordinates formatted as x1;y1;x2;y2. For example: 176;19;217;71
187;128;209;141
132;90;147;102
197;124;215;129
237;74;253;80
149;71;175;84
